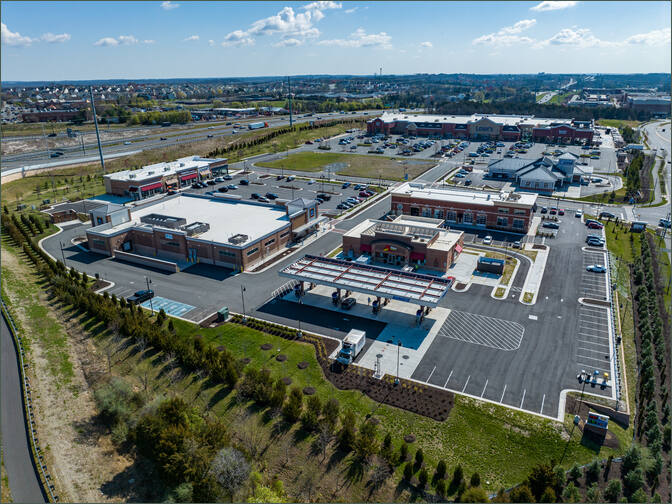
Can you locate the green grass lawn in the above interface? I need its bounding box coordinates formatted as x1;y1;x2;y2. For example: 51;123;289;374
257;151;436;181
548;92;573;105
596;119;641;129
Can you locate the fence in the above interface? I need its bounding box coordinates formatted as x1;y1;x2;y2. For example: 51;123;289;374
1;299;58;502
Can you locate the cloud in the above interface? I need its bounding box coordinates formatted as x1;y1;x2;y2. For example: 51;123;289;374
94;37;119;47
94;35;145;47
319;28;392;48
624;27;671;46
345;7;358;14
221;30;255;47
1;22;35;46
534;27;614;48
183;35;199;41
273;37;303;47
530;1;577;11
161;1;180;10
41;32;71;43
473;19;536;45
208;39;215;47
118;35;139;45
419;41;432;48
220;3;339;48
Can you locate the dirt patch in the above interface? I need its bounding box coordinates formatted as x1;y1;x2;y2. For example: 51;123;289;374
297;361;309;370
275;354;287;362
302;387;316;395
241;357;251;365
281;377;293;386
90;279;111;292
532;244;547;250
404;434;416;443
260;343;273;351
368;417;380;425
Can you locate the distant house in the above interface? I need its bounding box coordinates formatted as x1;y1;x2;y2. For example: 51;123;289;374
487;152;591;193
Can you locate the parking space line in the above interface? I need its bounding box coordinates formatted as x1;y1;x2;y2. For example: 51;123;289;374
578;354;610;365
462;375;471;393
427;365;437;383
444;370;453;388
500;384;507;403
577;362;611;373
520;389;526;409
540;394;545;414
577;339;609;346
481;379;488;398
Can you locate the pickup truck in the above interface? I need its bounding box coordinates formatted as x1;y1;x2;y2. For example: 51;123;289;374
127;289;154;304
337;329;366;366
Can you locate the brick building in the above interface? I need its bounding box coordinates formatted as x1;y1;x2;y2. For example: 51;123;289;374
367;112;594;143
390;183;538;234
103;155;228;200
342;215;464;273
85;194;321;272
21;108;89;122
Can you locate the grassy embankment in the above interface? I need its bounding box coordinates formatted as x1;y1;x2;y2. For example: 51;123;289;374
595;119;641;129
257;151;435;181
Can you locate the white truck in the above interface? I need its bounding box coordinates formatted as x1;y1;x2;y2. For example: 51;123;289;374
336;329;366;365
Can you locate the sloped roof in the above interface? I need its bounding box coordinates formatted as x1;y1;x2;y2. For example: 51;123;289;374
517;165;562;182
487;158;536;172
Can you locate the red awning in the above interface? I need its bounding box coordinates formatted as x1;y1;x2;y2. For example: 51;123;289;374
180;172;198;181
360;244;372;253
141;182;163;192
455;244;463;253
410;252;425;261
129;187;138;192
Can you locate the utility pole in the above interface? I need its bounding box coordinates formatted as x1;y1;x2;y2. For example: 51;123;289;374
60;241;67;267
288;76;293;128
145;276;153;315
41;124;51;159
89;86;106;174
240;285;247;321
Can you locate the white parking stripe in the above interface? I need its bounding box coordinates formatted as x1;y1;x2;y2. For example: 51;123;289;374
520;389;526;409
462;375;471;393
500;384;507;403
579;354;610;365
444;370;453;388
427;365;437;383
540;394;546;414
481;379;488;398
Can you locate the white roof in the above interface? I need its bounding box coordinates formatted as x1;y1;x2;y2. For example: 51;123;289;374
372;112;550;127
392;182;538;208
91;194;290;247
104;155;223;183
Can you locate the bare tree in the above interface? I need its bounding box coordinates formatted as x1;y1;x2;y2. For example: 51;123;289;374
316;423;333;463
238;421;266;461
369;460;391;493
210;447;250;501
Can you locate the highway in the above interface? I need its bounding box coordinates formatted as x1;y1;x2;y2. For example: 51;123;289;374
641;120;671;204
1;111;377;173
1;311;47;503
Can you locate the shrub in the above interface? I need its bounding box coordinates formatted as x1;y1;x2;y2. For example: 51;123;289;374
586;459;600;483
417;468;428;488
399;442;408;462
403;462;413;482
282;387;303;423
562;482;580;503
622;444;642;473
322;397;340;429
338;410;356;452
461;486;488;503
354;420;379;460
435;460;447;480
568;462;582;481
414;448;424;467
452;464;464;486
629;488;648;503
435;479;446;497
623;467;644;493
470;472;481;488
586;482;600;502
540;487;556;503
509;485;534;503
604;479;622;502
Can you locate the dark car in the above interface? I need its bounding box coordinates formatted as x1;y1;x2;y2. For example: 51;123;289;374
599;211;616;219
206;180;216;185
47;132;57;137
160;137;167;140
341;297;356;310
542;221;560;229
276;175;284;180
250;193;261;199
218;186;228;193
342;182;351;189
540;207;548;214
265;192;278;199
317;193;331;201
127;289;154;304
167;189;177;195
240;179;249;185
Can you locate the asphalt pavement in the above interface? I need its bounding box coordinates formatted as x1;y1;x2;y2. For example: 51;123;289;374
1;312;47;503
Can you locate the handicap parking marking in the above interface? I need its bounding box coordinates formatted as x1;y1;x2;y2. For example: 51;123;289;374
141;296;196;317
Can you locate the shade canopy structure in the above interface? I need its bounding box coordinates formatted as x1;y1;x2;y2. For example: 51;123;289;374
279;255;452;307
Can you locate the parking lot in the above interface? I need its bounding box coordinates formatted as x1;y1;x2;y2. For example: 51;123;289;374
183;170;381;214
575;304;613;378
140;296;196;318
580;249;609;300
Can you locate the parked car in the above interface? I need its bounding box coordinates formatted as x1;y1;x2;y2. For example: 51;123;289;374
587;222;604;230
218;186;229;193
575;209;583;218
542;221;560;229
342;182;351;189
599;211;616;219
586;265;607;273
341;297;356;310
223;174;233;180
167;189;177;195
317;193;331;201
549;208;557;215
558;209;565;216
265;192;278;200
124;141;132;145
206;180;216;185
227;184;238;190
239;179;249;185
483;235;493;245
513;240;522;248
585;219;601;227
127;289;154;304
659;218;671;229
160;137;167;141
214;177;224;183
287;175;295;182
258;197;270;203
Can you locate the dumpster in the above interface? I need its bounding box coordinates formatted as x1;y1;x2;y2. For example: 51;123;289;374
217;307;229;321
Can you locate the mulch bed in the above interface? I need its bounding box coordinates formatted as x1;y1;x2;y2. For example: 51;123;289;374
275;354;287;362
90;279;111;291
565;396;620;450
404;434;416;443
532;244;547;250
241;357;251;365
260;343;273;351
368;417;380;425
303;387;316;395
454;282;468;290
281;377;293;386
217;346;226;352
297;361;309;369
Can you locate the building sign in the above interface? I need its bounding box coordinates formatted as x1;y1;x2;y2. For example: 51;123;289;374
165;233;173;240
586;412;609;430
559;129;567;135
477;126;493;132
392;295;410;302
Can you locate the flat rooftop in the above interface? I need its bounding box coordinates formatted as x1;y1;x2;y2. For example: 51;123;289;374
391;182;538;208
90;194;290;247
104;155;226;183
370;112;565;127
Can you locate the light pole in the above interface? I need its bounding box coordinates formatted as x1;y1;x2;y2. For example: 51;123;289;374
145;276;154;315
60;241;67;267
395;340;401;385
240;285;247;321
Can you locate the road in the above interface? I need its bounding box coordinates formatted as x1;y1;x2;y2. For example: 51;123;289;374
0;111;377;172
641;120;671;205
1;311;47;503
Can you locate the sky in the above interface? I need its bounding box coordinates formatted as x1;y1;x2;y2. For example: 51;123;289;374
1;1;670;81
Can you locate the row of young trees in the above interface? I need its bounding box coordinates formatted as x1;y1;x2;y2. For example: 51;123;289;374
624;153;644;198
206;118;364;159
126;110;191;126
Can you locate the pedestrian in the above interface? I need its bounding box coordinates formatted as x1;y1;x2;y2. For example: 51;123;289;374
367;296;371;305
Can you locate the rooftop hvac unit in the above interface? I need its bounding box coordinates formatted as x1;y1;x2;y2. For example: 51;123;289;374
129;174;135;179
164;167;170;172
228;234;249;245
180;162;185;167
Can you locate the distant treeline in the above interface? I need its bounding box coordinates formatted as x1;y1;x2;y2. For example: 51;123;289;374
127;110;191;125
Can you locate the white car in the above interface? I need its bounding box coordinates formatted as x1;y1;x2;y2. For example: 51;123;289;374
124;141;131;145
575;209;583;218
483;235;493;245
308;179;315;185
